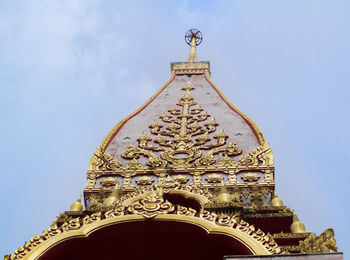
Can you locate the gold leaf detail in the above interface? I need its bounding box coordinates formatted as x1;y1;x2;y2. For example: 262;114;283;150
127;192;175;219
135;176;154;186
120;82;243;169
205;174;223;183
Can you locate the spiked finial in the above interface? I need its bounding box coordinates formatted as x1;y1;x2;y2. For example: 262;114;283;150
70;195;83;212
185;29;202;62
290;210;306;233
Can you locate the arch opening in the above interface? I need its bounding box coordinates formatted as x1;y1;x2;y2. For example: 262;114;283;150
40;220;254;260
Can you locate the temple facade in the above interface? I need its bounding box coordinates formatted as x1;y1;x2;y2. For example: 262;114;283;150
7;30;341;260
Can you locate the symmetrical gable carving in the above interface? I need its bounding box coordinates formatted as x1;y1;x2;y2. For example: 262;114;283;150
120;82;242;169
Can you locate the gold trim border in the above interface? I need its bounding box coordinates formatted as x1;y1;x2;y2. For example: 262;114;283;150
25;214;271;259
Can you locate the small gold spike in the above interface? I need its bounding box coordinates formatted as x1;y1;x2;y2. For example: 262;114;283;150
103;182;121;207
271;192;283;207
70;195;83;212
290;210;306;233
187;34;198;62
217;180;231;203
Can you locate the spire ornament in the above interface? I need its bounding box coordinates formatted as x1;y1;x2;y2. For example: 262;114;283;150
185;29;202;62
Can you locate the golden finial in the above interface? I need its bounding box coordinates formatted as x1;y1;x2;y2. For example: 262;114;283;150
290;210;306;233
70;195;83;212
103;182;121;207
185;29;202;62
217;180;231;203
271;192;283;207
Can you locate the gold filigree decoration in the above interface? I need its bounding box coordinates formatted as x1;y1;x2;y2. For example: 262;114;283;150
100;177;118;188
62;218;81;231
159;175;180;192
239;143;273;166
299;229;338;253
177;205;196;216
171;61;210;75
205;173;224;183
241;173;260;182
123;158;144;170
173;175;189;184
127;192;175;218
135;176;154;186
249;185;264;209
89;148;122;171
105;206;125;218
9;194;287;258
83;212;101;225
121;82;242;169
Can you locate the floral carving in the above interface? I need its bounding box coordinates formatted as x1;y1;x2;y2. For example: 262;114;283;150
241;173;260;182
105;206;125;218
177;205;196;216
127;192;174;218
100;177;119;188
120;82;242;169
299;229;337;253
83;212;101;225
205;173;224;183
62;218;81;231
135;176;154;186
173;175;189;184
90;148;122;171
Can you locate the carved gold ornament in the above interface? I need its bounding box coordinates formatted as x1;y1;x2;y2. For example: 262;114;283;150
173;174;189;184
100;177;118;188
127;192;174;218
135;176;155;186
120;82;242;169
205;173;224;183
89;148;122;171
241;173;260;182
299;229;338;253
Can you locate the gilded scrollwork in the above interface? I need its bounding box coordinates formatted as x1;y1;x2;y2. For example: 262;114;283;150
89;148;122;171
119;82;243;169
239;143;273;167
100;177;118;188
135;176;154;186
127;192;175;218
83;212;101;225
105;206;125;218
241;173;260;182
62;218;81;231
299;229;338;253
173;174;189;184
205;173;223;183
177;205;196;216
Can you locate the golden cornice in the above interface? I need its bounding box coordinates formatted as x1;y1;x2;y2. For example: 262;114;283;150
273;232;310;239
171;61;210;75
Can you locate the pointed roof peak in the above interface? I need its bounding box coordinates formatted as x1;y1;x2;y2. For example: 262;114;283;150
185;29;202;62
171;29;210;74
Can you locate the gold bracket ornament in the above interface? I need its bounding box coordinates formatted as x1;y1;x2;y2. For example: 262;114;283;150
127;191;174;219
121;82;242;169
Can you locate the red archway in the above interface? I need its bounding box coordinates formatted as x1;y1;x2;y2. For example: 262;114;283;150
40;220;254;260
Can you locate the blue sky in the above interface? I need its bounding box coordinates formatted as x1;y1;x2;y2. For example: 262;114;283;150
1;0;349;256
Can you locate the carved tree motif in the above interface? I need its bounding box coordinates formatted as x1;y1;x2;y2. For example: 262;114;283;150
121;82;242;168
